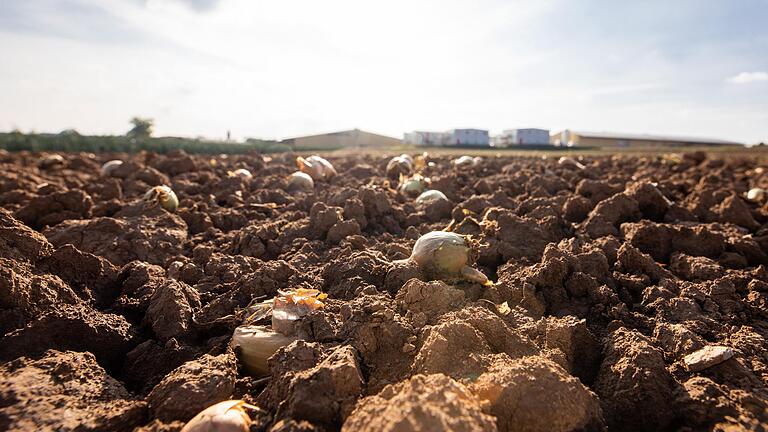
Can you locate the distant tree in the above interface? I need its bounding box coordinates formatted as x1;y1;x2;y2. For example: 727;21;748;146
127;117;154;139
59;128;80;136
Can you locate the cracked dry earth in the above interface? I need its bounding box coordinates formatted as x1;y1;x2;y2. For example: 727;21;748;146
1;148;768;431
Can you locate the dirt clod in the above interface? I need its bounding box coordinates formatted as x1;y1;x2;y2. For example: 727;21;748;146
0;350;146;431
147;353;237;422
470;355;604;432
343;374;497;432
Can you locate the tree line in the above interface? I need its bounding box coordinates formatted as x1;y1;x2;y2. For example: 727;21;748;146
0;117;290;154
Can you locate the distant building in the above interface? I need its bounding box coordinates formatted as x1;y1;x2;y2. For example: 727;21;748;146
447;129;489;146
281;129;401;150
405;128;489;147
551;130;743;148
403;131;449;146
493;128;551;147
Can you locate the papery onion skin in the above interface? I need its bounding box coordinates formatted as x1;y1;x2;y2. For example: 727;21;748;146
399;173;429;197
746;188;766;202
143;186;179;212
400;179;427;196
181;400;258;432
452;156;481;168
558;156;586;170
231;168;253;179
415;190;448;205
386;155;414;178
37;154;65;169
271;288;326;336
296;156;337;181
287;171;315;191
100;160;123;177
408;231;490;285
232;325;296;376
410;231;469;277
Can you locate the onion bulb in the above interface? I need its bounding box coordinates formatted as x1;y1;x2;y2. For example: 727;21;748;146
230;168;253;179
399;174;429;197
100;160;123;176
452;156;480;168
558;156;585;170
37;154;65;169
232;325;297;376
287;171;315;191
386;154;414;178
662;154;682;165
415;189;448;205
182;400;260;432
407;231;490;285
414;152;428;171
143;185;179;212
746;188;767;202
297;155;336;181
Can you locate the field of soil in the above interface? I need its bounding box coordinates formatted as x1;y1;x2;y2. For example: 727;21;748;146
1;148;768;431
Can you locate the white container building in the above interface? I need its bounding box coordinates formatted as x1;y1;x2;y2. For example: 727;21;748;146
494;128;551;147
405;129;490;147
446;129;489;146
403;131;449;146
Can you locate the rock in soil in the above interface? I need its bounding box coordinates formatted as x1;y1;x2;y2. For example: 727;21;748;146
683;345;735;372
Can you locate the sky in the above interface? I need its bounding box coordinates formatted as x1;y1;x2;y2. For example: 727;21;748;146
0;0;767;143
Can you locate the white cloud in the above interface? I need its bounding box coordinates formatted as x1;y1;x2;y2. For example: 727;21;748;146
726;71;768;84
586;83;666;97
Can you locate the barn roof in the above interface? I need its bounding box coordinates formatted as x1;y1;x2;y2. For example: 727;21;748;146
569;130;742;146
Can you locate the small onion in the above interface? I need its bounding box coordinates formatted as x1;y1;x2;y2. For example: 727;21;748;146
558;156;586;170
661;154;682;165
297;155;337;181
746;188;767;202
37;154;65;169
407;231;490;285
182;400;259;432
416;189;448;205
143;185;179;212
399;174;429;197
232;325;297;376
230;168;253;179
452;155;480;168
287;171;315;191
414;153;428;171
386;154;414;178
100;160;123;177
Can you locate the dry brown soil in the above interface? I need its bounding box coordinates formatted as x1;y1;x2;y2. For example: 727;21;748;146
1;149;768;431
